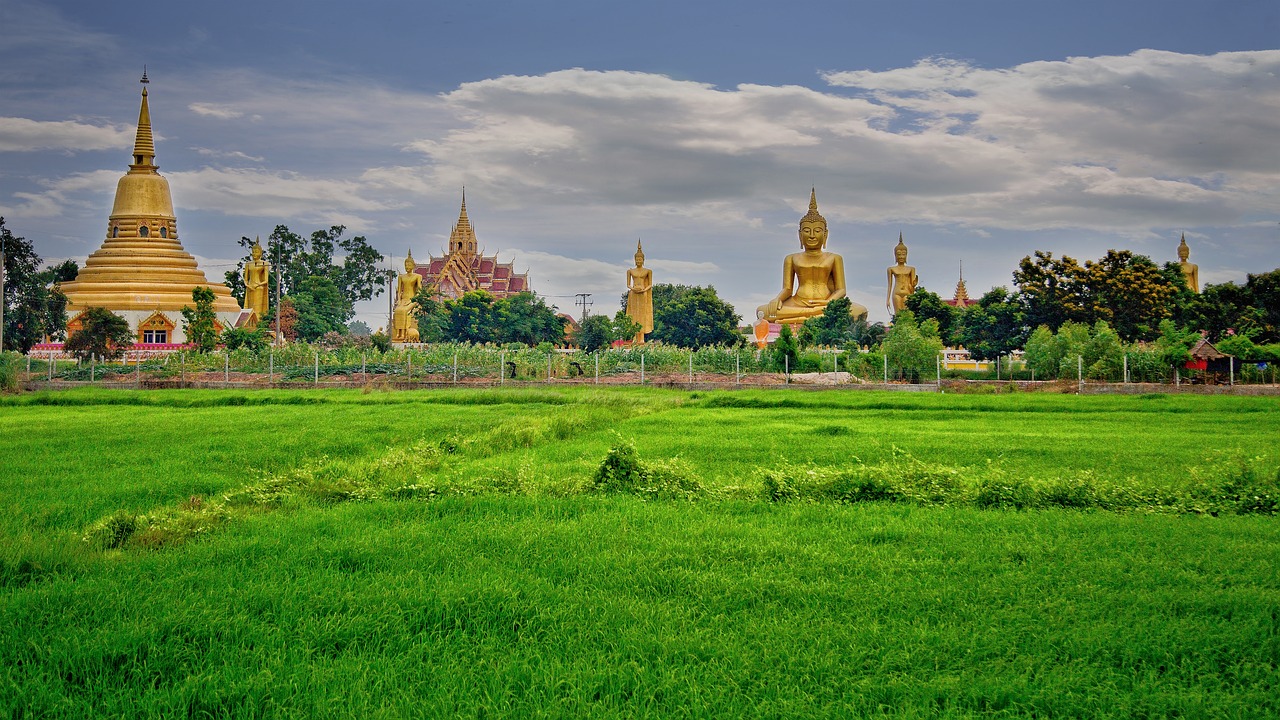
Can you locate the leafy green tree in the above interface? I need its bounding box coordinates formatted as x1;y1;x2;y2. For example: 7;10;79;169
492;292;566;346
612;310;641;344
443;290;499;344
904;287;958;345
290;276;351;341
799;297;857;348
180;287;219;353
770;324;799;373
1053;321;1092;378
882;309;943;381
849;318;887;349
2;218;75;352
1179;269;1280;343
651;285;741;348
63;308;132;361
347;320;372;336
222;325;269;352
953;288;1026;361
575;315;616;352
1086;320;1125;380
1013;251;1088;332
224;225;386;310
1081;250;1178;341
1023;325;1061;379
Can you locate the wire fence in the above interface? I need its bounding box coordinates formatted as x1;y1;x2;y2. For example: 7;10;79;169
15;343;1280;391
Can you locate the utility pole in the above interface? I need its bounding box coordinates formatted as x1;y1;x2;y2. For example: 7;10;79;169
0;232;6;353
574;293;593;322
273;238;282;346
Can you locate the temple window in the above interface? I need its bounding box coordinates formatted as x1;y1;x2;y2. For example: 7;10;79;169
139;225;149;237
143;329;167;343
160;226;168;238
112;226;120;238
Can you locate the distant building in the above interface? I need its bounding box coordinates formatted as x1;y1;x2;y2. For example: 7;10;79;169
943;263;979;308
56;74;245;345
415;193;531;300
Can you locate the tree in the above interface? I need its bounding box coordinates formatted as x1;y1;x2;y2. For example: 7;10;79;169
180;287;219;353
224;224;386;312
799;297;857;348
347;320;372;336
492;292;566;346
63;307;132;361
881;309;944;381
1179;269;1280;343
575;315;616;352
2;218;75;353
651;285;741;348
290;276;352;341
1080;250;1178;341
1013;250;1088;332
904;287;959;345
1022;326;1060;379
222;325;269;352
276;297;298;342
953;287;1026;361
770;324;799;373
1154;319;1199;367
443;290;499;344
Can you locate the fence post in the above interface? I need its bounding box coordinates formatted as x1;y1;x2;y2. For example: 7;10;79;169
1123;353;1129;384
453;351;458;383
500;350;505;385
937;353;941;391
1230;357;1234;386
314;351;319;385
181;352;186;385
736;353;740;385
689;350;693;383
1175;366;1180;388
224;353;229;384
269;348;274;384
547;353;552;382
641;353;645;384
785;354;789;384
49;350;54;381
595;352;599;384
407;354;413;382
361;352;367;381
90;353;95;383
835;351;839;383
883;355;887;385
1078;355;1083;394
135;356;141;388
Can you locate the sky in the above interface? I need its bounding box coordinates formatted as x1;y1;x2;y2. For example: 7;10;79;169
1;0;1278;329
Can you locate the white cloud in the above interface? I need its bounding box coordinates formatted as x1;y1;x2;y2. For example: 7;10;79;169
189;103;244;119
191;147;266;163
0;117;133;152
168;167;407;226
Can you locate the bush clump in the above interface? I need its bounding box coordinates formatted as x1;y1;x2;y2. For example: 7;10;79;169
593;436;703;500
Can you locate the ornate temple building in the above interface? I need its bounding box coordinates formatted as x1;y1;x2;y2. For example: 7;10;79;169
58;74;244;344
944;262;979;308
414;193;531;299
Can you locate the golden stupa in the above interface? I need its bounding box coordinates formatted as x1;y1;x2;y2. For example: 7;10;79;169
60;72;241;316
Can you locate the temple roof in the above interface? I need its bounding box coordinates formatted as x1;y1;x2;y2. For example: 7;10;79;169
412;193;532;300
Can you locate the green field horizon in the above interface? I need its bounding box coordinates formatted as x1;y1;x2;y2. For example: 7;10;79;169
2;387;1277;718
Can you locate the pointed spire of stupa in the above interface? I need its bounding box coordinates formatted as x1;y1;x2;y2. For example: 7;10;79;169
132;69;156;170
449;187;477;256
953;260;970;305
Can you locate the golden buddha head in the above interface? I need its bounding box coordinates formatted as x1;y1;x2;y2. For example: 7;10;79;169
634;239;645;267
799;188;828;251
404;251;415;273
1178;235;1190;262
895;234;908;263
251;239;263;261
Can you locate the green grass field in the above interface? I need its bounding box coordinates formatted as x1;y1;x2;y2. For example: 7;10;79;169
2;387;1278;718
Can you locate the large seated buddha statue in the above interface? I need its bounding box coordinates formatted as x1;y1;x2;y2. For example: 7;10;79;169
758;189;868;323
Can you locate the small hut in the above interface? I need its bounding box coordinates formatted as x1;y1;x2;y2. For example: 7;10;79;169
1185;337;1234;384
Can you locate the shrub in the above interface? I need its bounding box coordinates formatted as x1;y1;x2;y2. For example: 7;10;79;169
593;436;647;493
0;352;21;393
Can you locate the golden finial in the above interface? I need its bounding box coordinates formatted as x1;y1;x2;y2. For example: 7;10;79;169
800;187;825;225
132;70;156;167
896;233;907;250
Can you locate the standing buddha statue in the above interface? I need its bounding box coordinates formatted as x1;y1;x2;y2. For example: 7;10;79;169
393;252;423;342
1177;234;1199;293
243;237;270;328
626;239;654;343
885;233;918;316
759;189;868;323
